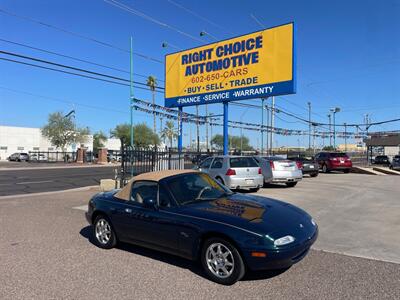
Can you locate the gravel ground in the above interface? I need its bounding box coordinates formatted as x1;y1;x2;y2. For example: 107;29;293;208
1;183;399;299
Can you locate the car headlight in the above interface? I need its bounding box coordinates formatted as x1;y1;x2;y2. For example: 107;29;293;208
311;218;317;226
274;235;295;246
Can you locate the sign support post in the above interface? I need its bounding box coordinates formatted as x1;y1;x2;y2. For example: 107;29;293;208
223;102;229;155
178;107;183;152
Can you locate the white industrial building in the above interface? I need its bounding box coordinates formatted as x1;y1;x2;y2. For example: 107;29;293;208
0;125;96;160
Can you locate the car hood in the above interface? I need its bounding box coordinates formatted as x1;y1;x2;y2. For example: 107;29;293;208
179;193;315;239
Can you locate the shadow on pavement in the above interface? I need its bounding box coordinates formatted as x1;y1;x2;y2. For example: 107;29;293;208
79;225;288;283
79;226;206;280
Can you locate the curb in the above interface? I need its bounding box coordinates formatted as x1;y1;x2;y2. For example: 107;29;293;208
0;185;99;200
0;164;120;171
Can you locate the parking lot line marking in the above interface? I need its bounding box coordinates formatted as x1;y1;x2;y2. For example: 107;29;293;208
313;247;400;265
72;205;87;211
16;180;53;185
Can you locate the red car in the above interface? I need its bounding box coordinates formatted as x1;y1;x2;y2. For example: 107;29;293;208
315;152;352;173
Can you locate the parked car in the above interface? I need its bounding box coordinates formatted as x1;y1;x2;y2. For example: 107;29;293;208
8;152;29;162
287;154;319;177
262;156;303;187
389;155;400;170
373;155;390;165
315;152;352;173
86;169;318;285
30;153;47;161
253;156;273;185
197;156;263;191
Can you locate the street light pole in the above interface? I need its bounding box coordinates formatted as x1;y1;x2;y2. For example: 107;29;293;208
308;101;311;151
261;98;265;154
330;107;341;149
328;114;332;147
344;122;347;152
270;96;275;154
130;36;134;150
196;105;200;152
205;104;209;151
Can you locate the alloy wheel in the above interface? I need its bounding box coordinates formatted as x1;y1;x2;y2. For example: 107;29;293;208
95;218;112;245
205;243;235;279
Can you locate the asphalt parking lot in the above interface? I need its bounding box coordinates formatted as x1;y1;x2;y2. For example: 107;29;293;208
1;173;399;299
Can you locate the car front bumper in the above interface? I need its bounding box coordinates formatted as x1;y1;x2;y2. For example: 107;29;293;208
244;227;318;271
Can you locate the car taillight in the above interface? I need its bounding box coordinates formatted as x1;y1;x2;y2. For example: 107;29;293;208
226;168;236;176
269;161;275;170
258;167;262;174
296;161;303;169
330;157;338;161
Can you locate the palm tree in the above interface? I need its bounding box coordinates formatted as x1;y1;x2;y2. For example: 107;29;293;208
146;75;157;133
161;121;178;149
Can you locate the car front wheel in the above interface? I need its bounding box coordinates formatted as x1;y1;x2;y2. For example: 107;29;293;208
201;238;245;285
322;164;329;173
93;215;117;249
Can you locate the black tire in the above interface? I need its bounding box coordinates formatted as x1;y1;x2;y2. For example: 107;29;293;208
310;172;319;178
286;182;297;187
322;164;329;173
93;215;117;249
343;169;350;174
201;237;245;285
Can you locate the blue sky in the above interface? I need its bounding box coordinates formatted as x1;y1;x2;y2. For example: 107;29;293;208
0;0;399;148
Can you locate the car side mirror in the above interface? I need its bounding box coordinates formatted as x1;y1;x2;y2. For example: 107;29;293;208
143;198;158;210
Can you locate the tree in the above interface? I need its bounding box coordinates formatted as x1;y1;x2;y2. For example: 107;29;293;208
211;134;254;151
322;145;335;151
146;75;157;133
161;121;178;149
93;131;107;152
111;123;159;147
41;111;90;151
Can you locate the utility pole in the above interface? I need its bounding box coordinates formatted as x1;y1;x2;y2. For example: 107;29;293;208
270;96;275;154
209;113;213;151
205;104;209;151
344;122;347;152
261;98;265;154
266;104;269;154
308;101;311;151
312;123;316;153
328;114;332;147
196;105;200;152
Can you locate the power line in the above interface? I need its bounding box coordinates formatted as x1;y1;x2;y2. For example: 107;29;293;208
0;38;165;82
0;85;151;118
104;0;204;43
166;0;235;35
0;56;163;94
0;7;163;63
0;50;164;91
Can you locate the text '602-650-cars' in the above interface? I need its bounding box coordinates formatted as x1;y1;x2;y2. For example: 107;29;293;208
86;169;318;285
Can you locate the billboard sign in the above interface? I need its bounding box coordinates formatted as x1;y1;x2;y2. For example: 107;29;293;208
164;23;296;108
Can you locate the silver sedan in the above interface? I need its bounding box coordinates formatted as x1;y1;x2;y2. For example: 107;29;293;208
262;156;303;187
197;155;264;191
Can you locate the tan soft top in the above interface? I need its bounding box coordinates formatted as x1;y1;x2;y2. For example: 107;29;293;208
114;169;200;200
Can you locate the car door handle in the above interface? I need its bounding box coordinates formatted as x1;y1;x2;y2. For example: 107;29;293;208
125;208;132;213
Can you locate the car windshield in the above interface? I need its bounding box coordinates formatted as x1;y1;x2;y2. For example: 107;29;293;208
230;157;258;167
165;173;232;205
330;152;348;157
262;156;284;161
